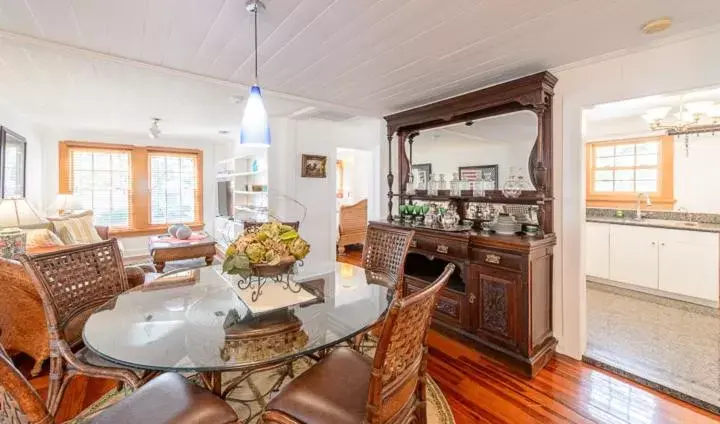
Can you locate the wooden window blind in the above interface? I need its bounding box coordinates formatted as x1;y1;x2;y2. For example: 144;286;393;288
149;151;202;225
586;136;674;209
59;141;203;235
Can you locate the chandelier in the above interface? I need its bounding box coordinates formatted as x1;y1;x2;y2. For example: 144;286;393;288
643;101;720;156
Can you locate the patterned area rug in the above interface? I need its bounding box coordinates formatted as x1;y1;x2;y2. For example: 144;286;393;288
69;355;455;423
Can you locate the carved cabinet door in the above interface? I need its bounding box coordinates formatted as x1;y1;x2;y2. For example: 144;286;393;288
469;265;522;352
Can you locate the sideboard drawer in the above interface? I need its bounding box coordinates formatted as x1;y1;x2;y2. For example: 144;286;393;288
406;278;467;329
413;235;468;258
471;248;523;272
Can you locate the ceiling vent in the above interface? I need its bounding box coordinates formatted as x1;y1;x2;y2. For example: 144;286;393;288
290;107;356;122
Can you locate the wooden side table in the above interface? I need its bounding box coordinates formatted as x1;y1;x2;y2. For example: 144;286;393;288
148;233;216;273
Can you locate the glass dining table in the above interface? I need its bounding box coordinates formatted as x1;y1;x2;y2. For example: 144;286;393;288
82;261;391;407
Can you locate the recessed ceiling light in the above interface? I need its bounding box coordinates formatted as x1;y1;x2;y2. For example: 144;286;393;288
218;130;230;135
641;17;672;35
230;95;245;104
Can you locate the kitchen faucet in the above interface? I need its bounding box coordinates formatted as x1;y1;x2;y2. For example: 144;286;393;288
635;192;652;220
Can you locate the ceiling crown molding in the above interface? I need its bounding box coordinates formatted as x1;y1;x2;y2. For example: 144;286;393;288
0;29;373;118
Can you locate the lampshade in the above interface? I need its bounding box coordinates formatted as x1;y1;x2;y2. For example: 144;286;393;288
239;85;271;147
52;193;82;211
642;106;671;123
0;198;46;229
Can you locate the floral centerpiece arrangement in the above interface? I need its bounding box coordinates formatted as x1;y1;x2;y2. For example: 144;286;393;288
222;222;310;277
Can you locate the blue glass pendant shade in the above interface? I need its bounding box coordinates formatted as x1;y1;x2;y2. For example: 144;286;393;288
239;84;271;147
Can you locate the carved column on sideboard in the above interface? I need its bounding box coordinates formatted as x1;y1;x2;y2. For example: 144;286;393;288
386;131;394;221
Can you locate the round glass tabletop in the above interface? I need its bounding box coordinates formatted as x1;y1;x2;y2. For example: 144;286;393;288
82;262;391;372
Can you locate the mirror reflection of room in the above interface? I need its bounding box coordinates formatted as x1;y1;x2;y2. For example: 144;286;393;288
410;110;538;198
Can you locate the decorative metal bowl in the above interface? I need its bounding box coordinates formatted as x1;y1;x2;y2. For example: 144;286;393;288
237;257;303;302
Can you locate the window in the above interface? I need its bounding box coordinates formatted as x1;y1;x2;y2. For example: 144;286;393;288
59;141;203;235
70;149;130;227
150;152;200;225
586;136;674;208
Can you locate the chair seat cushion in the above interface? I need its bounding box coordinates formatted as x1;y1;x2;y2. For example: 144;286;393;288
265;347;372;424
91;373;238;424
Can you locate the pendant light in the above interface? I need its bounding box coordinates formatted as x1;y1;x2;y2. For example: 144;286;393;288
240;0;270;147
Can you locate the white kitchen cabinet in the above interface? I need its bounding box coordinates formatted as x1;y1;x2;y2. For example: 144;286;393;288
609;225;659;289
586;222;610;279
658;231;719;302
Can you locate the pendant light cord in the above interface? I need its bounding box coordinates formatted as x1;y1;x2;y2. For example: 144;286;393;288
253;4;259;84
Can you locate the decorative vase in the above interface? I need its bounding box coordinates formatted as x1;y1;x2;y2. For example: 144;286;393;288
175;225;192;240
168;224;183;237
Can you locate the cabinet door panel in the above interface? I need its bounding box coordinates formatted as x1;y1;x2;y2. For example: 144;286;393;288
471;266;521;352
659;239;719;302
609;225;658;289
586;222;610;279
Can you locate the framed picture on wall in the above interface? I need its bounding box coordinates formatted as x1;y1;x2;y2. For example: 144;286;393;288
458;164;499;189
412;163;432;185
0;127;27;198
301;154;328;178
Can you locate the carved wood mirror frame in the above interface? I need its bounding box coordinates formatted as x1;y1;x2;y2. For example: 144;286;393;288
383;71;557;232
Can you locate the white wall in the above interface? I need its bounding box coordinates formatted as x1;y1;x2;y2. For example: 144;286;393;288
38;127;218;257
553;29;720;359
337;148;372;205
0;106;43;208
269;118;384;264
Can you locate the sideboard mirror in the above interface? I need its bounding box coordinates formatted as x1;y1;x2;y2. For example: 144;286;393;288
384;71;557;233
411;110;539;193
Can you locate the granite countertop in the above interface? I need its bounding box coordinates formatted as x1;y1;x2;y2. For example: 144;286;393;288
586;216;720;233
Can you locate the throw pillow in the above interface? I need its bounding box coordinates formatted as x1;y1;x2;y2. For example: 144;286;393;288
47;211;103;244
25;229;65;250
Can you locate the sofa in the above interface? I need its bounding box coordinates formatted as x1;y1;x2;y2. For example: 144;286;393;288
0;223;150;375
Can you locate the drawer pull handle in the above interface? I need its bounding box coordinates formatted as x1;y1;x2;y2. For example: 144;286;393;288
468;293;476;304
437;244;449;254
485;254;501;264
410;240;417;248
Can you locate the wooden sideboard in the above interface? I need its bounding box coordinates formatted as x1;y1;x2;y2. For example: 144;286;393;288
372;221;556;377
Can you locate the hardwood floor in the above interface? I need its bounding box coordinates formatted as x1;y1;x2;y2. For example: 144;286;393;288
339;247;720;423
19;249;719;423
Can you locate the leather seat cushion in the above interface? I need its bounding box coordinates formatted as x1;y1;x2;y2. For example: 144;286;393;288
91;373;238;424
265;347;372;424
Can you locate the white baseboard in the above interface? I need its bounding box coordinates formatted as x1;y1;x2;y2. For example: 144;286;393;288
587;276;719;308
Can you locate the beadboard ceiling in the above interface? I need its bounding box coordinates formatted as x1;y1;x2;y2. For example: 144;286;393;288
1;0;720;135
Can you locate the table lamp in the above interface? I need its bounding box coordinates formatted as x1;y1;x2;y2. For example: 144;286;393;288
52;193;82;216
0;198;47;258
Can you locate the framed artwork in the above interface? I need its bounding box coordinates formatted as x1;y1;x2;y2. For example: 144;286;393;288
301;154;328;178
412;163;432;185
458;164;499;189
0;127;27;198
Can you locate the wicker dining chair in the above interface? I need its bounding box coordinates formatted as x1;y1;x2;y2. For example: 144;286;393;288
0;341;239;424
351;224;414;350
261;263;455;424
361;223;414;296
17;240;144;416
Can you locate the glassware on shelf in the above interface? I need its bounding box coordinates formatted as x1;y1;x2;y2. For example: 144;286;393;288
406;173;416;195
471;179;485;198
428;174;438;196
415;170;427;191
438;174;447;191
450;173;461;196
502;167;522;198
424;203;439;227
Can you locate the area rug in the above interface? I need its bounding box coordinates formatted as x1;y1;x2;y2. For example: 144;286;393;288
69;355;455;423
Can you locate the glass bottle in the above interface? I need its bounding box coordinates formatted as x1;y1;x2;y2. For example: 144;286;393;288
450;172;461;196
502;167;521;198
438;174;447;191
406;173;415;195
472;178;485;198
428;174;438;196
